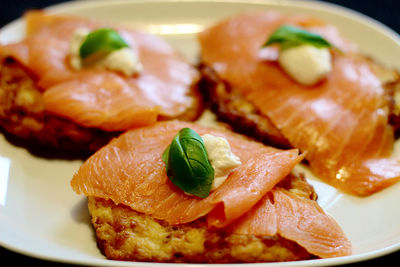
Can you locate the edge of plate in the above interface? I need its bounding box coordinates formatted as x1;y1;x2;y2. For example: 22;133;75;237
44;0;400;39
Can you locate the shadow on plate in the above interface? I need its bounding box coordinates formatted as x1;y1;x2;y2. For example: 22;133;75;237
0;127;93;160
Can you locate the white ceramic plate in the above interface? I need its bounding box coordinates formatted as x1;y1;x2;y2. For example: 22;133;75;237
1;0;400;266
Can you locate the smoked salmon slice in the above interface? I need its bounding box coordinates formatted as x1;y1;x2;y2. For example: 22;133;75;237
198;12;400;196
71;120;303;226
0;11;199;131
231;188;352;258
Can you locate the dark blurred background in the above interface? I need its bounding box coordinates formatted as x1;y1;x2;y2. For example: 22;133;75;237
0;0;399;266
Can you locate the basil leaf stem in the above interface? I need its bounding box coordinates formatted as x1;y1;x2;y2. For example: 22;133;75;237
162;128;215;198
263;25;333;50
79;28;129;60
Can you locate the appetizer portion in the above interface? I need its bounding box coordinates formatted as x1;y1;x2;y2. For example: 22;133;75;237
198;12;400;196
0;11;201;153
71;120;351;263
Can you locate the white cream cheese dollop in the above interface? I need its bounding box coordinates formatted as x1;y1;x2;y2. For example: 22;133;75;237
69;29;143;76
201;134;241;191
69;28;89;70
278;44;332;86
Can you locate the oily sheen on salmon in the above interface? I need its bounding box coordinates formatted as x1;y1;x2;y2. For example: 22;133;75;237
71;121;351;262
198;12;400;196
0;11;200;153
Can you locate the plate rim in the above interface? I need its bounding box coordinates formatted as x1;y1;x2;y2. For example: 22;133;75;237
45;0;400;41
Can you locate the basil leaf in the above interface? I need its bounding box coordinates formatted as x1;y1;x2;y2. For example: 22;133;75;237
79;28;129;60
162;128;214;198
263;25;332;50
162;145;170;166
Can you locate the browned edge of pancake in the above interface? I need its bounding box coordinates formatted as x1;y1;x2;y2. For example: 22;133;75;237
198;64;291;149
88;173;318;263
0;57;203;157
198;58;400;148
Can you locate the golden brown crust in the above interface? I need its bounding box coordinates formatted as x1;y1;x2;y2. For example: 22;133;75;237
198;64;291;148
0;57;119;155
88;174;316;263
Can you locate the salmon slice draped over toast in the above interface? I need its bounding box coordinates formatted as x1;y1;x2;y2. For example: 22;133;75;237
0;11;201;153
198;12;400;196
71;120;351;262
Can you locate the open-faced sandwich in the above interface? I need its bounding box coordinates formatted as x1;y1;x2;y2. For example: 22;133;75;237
198;12;400;196
0;11;201;154
71;120;351;263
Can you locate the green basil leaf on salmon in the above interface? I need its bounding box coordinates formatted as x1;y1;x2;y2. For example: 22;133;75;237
163;128;215;198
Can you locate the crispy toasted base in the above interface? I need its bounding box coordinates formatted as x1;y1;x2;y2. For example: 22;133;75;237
0;57;118;155
88;174;317;263
0;57;203;155
198;58;400;147
198;64;291;148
